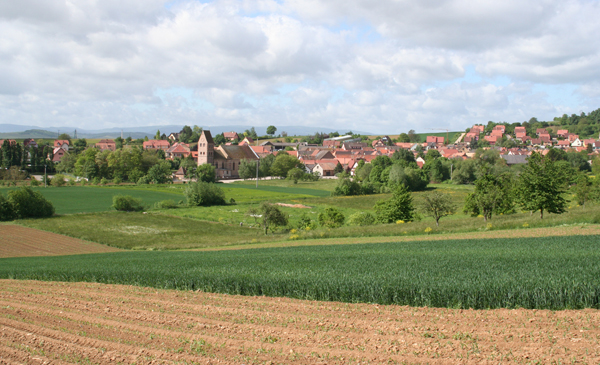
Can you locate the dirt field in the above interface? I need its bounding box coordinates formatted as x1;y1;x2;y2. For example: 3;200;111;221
0;225;121;258
1;280;599;364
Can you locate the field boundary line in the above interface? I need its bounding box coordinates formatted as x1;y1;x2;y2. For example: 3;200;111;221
194;224;600;251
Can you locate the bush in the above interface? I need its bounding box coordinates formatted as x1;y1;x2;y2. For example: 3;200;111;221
374;184;415;223
30;179;40;187
332;177;362;196
258;202;289;234
137;176;150;185
7;187;55;219
0;194;16;221
286;168;305;184
154;199;178;209
100;178;108;185
51;174;67;187
297;213;314;230
347;211;376;226
184;182;226;206
112;195;145;212
318;208;345;228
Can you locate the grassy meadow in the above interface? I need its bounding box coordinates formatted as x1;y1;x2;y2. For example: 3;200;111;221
5;179;600;251
0;186;182;214
2;234;600;309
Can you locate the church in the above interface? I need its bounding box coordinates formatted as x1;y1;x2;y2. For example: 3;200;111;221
197;130;259;179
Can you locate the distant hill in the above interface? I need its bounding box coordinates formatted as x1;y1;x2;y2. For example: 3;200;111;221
0;124;373;139
0;129;58;139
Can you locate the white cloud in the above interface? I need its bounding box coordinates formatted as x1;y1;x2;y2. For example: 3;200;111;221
0;0;599;133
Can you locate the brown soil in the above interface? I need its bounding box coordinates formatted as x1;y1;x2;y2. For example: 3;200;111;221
1;280;599;364
0;225;121;258
276;203;312;209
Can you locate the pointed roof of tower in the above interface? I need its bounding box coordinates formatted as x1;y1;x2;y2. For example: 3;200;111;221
201;130;214;144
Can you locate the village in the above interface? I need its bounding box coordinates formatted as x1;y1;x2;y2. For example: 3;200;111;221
3;120;597;183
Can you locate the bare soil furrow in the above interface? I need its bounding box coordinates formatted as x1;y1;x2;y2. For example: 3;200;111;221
1;280;600;364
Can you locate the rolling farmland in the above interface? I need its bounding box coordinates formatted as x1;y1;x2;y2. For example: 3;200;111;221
0;225;121;258
1;280;598;364
2;234;600;310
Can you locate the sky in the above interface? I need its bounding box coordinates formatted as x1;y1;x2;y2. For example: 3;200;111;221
1;0;600;135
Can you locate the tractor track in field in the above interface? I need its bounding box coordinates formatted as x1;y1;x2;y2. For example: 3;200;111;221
1;280;599;364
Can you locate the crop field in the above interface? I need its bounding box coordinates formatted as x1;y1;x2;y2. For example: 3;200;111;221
231;178;339;192
2;234;600;310
2;280;598;364
0;224;121;258
0;186;183;214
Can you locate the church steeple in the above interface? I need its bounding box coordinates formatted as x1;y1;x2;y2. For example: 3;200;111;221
198;130;214;166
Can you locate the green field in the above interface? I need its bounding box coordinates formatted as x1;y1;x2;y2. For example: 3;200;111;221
17;212;272;250
2;235;599;310
0;186;183;214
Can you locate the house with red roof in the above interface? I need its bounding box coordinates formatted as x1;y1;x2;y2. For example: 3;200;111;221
52;147;68;163
143;139;170;150
165;143;191;159
223;131;239;141
96;139;116;152
484;135;500;145
426;136;445;144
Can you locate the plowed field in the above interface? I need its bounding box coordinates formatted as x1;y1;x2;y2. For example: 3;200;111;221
0;225;121;258
1;280;599;364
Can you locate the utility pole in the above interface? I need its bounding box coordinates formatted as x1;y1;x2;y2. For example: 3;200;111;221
255;137;259;188
44;164;47;187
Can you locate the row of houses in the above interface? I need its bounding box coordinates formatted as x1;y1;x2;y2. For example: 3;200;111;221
464;124;600;149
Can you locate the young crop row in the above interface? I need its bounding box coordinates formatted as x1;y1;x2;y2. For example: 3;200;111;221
1;235;600;310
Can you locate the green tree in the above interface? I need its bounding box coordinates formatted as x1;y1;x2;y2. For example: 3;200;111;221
112;195;145;212
259;154;275;177
196;164;216;183
179;125;193;143
266;125;277;135
464;167;515;221
184;182;226;206
238;159;257;179
0;194;16;221
574;173;592;208
7;187;54;219
57;133;72;143
145;161;172;184
397;133;410;143
74;148;99;179
270;153;302;178
516;153;568;219
347;211;375;226
318;207;345;228
408;129;419;142
374;185;415;223
334;161;344;175
420;192;455;226
155;130;161;140
51;174;67;187
258;202;288;234
286;167;304;184
391;149;417;168
332;177;362;196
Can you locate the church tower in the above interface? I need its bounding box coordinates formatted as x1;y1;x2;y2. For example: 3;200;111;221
197;130;215;166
